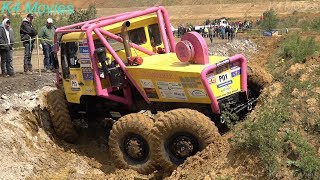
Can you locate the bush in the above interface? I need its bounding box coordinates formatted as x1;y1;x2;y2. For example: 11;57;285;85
310;18;320;31
68;4;97;24
279;34;319;63
284;131;320;179
232;99;289;177
260;9;278;31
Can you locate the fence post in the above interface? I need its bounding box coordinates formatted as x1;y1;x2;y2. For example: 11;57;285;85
36;35;41;76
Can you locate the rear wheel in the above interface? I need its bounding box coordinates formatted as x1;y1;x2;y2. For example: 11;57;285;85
46;89;78;143
150;108;221;171
108;113;155;174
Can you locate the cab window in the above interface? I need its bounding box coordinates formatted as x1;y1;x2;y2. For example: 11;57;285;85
128;27;146;45
94;36;125;52
148;24;162;46
60;42;80;79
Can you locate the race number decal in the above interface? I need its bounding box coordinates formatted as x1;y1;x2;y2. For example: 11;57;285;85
216;71;232;88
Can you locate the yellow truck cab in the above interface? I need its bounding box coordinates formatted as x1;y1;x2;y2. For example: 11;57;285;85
59;15;164;103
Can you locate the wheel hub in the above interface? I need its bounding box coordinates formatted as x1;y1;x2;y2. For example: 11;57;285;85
167;133;199;161
124;134;148;162
173;137;194;157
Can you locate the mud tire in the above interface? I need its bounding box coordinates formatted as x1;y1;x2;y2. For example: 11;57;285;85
150;108;221;171
47;89;78;143
108;113;155;174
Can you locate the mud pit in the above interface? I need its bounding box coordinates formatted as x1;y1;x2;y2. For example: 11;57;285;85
0;37;269;179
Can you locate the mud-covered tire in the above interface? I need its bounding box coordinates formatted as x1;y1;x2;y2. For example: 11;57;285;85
150;108;221;171
108;113;155;174
46;89;78;143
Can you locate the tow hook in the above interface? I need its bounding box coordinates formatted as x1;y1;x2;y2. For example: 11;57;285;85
247;102;253;111
220;116;225;124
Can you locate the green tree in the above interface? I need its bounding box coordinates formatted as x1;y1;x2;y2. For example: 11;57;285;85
260;9;278;31
68;4;97;24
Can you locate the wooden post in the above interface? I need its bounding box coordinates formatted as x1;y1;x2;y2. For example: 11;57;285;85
36;35;41;76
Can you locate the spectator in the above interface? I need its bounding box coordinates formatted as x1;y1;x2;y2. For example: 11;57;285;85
0;18;14;77
20;13;37;74
209;26;214;44
221;26;226;39
39;18;55;72
204;26;209;38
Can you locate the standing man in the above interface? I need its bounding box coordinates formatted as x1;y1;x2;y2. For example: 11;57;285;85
0;18;15;77
39;18;55;72
209;26;214;44
20;13;37;74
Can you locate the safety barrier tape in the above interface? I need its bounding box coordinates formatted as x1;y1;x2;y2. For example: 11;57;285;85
0;37;53;45
0;37;59;50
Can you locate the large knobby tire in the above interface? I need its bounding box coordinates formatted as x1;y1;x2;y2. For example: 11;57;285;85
46;89;78;143
150;108;221;171
108;113;155;174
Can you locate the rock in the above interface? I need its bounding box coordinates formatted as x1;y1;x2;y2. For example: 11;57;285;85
133;176;148;180
1;94;8;100
29;95;36;100
1;101;11;111
291;88;299;98
209;171;216;179
306;98;317;107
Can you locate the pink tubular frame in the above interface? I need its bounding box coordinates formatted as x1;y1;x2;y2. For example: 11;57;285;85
201;54;248;114
54;6;176;106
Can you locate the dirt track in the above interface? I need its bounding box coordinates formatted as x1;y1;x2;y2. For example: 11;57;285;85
1;0;319;179
95;1;320;25
0;36;272;179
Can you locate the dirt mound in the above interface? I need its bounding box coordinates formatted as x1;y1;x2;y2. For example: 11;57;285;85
0;87;108;179
167;137;230;179
286;55;320;129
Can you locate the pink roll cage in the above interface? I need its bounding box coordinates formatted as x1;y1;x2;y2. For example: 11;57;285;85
54;6;248;115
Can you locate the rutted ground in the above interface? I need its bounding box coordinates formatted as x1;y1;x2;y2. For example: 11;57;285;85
0;37;268;179
0;87;108;179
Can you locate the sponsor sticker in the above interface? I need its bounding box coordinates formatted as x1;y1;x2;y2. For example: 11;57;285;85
231;67;241;77
157;81;187;100
206;73;216;84
71;80;80;91
79;46;89;53
187;88;207;98
217;80;232;88
140;79;155;88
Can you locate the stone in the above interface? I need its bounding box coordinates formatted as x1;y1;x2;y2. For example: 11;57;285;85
1;94;8;100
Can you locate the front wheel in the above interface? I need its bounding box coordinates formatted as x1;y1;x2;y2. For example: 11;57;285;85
108;113;155;174
150;108;222;171
46;89;78;143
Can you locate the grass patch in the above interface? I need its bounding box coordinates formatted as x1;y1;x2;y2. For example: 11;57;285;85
279;34;319;63
234;32;319;178
232;99;289;177
215;176;231;180
283;131;320;179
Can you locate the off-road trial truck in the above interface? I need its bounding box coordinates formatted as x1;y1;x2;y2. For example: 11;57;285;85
47;6;257;174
